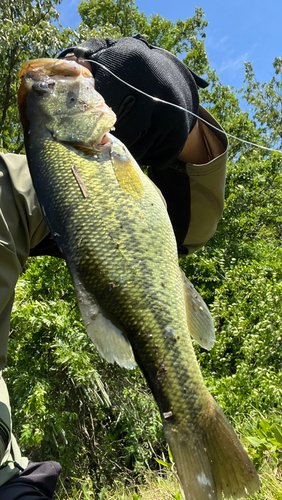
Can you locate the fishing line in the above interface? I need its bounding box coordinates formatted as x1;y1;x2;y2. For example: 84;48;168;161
80;57;282;156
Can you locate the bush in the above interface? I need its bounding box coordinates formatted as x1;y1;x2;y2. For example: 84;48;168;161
6;257;165;490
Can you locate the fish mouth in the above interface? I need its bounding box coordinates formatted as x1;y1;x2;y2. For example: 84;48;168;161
94;133;112;150
77;132;113;153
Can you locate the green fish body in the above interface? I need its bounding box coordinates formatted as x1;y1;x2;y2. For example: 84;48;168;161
18;59;260;500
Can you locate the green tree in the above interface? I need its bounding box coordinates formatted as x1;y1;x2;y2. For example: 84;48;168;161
242;57;282;150
180;61;282;428
0;0;75;153
7;257;164;489
78;0;209;74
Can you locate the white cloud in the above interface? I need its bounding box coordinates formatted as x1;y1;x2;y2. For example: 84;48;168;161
207;35;229;50
219;51;252;73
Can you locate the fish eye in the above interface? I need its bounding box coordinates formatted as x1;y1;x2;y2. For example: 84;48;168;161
32;81;55;95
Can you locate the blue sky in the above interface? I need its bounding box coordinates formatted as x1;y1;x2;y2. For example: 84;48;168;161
57;0;281;90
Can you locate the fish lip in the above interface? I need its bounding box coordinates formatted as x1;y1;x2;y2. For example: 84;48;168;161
59;133;113;153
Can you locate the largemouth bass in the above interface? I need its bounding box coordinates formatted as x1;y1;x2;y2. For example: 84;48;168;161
18;59;259;500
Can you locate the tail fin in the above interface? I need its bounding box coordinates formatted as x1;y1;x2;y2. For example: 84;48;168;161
166;432;218;500
164;395;260;500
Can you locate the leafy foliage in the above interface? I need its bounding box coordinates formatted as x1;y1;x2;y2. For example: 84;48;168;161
78;0;209;73
0;0;76;153
7;257;164;488
242;58;282;149
246;419;282;470
180;152;282;418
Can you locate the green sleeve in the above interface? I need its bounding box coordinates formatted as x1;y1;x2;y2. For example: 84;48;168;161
183;106;228;254
0;153;49;481
0;372;28;485
0;153;49;369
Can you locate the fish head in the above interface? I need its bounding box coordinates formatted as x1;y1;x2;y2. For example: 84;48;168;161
18;58;116;152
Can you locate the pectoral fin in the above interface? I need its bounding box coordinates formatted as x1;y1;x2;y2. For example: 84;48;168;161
73;276;136;369
181;270;215;350
110;140;144;198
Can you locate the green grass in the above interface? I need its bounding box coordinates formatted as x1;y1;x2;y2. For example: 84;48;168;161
56;472;181;500
56;463;282;500
253;472;282;500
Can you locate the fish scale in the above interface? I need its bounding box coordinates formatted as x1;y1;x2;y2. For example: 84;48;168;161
18;58;260;500
34;136;202;427
34;138;193;347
